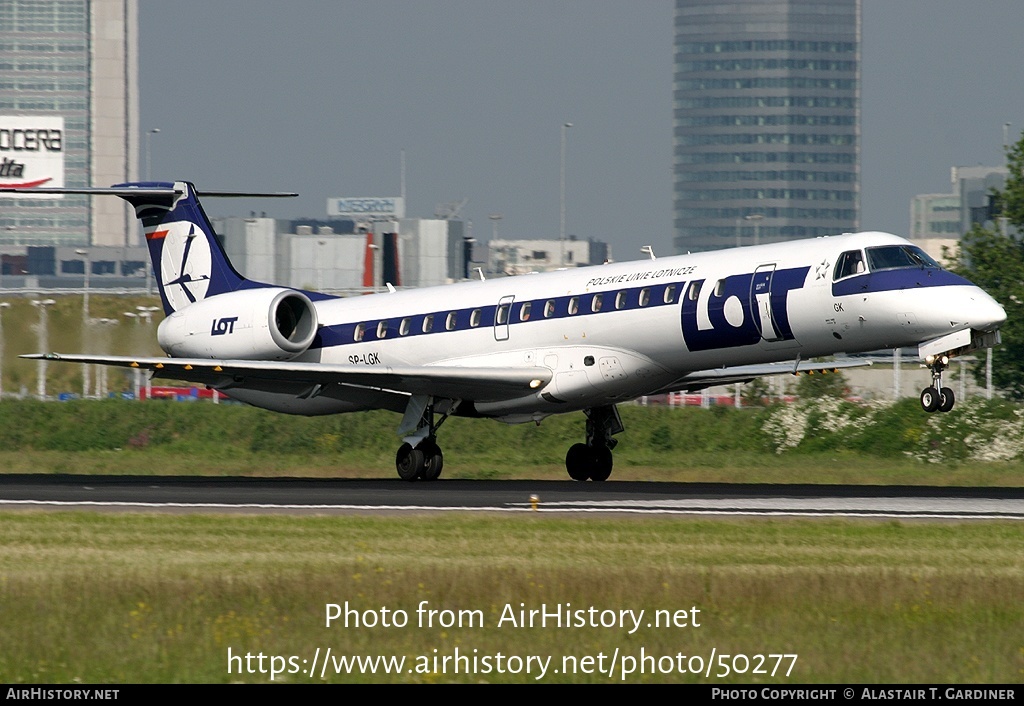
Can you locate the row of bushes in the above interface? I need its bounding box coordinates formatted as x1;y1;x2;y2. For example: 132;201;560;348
0;396;1021;464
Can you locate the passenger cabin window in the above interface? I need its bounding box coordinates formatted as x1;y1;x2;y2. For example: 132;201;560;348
446;312;458;331
354;323;366;342
866;245;940;272
470;309;481;327
422;314;434;334
591;293;603;312
713;280;726;297
568;297;579;315
496;304;509;325
520;302;532;321
687;281;701;302
663;284;677;304
544;300;556;318
833;250;865;280
376;321;388;339
399;318;410;336
615;291;627;309
639;288;650;307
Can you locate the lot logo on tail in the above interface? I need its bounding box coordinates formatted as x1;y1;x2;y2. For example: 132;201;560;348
147;221;212;311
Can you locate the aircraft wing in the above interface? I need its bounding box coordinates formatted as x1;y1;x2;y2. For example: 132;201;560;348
20;353;551;402
660;358;873;393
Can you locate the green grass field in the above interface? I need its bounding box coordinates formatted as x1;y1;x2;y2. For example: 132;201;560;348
0;513;1020;683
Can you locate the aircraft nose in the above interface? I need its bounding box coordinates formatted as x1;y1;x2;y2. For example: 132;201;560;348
970;289;1006;331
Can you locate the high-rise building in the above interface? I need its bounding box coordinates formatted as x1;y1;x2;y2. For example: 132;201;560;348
673;0;860;253
0;0;138;248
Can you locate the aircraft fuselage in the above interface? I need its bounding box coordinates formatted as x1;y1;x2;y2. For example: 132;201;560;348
221;231;1004;421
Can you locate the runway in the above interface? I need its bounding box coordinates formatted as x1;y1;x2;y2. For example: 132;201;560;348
2;474;1024;520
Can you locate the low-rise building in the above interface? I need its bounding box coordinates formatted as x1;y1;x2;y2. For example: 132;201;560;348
909;165;1013;263
486;237;610;275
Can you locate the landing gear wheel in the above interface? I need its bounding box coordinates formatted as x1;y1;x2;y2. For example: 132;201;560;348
418;440;444;481
396;398;456;481
565;444;614;481
566;443;591;481
920;387;940;413
566;406;623;481
589;445;613;482
938;387;955;413
396;442;425;481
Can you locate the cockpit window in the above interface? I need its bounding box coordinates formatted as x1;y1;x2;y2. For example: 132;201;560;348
833;250;865;281
866;245;940;272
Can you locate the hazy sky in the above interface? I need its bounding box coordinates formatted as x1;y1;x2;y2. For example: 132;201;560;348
138;1;1024;261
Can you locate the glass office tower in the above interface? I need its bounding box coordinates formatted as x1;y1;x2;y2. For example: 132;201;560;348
0;0;138;247
673;0;860;252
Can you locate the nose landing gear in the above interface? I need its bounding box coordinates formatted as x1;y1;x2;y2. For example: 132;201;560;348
920;354;955;413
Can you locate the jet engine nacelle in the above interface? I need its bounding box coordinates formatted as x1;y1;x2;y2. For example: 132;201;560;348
157;288;319;360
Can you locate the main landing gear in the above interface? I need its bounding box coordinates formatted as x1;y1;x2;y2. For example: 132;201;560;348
920;354;955;413
565;405;623;482
396;438;444;481
395;398;452;481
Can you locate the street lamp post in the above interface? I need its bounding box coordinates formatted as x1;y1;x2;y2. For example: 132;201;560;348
140;129;158;290
93;318;118;397
31;299;55;399
744;214;764;246
488;213;502;242
367;243;381;294
138;306;159;400
74;248;90;321
122;312;142;399
316;239;326;292
146;127;159;180
75;249;90;396
0;302;9;399
136;305;159;325
893;347;901;400
560;122;572;268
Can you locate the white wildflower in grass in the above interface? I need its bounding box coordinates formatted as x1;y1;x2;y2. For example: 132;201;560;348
914;405;953;463
964;404;1024;462
762;398;887;454
812;397;873;434
903;399;1024;463
761;397;1024;461
762;403;810;453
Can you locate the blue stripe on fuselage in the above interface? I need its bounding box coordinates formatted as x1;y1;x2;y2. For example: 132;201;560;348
831;268;970;297
309;281;684;351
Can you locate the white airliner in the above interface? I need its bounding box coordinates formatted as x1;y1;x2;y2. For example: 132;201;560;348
10;182;1007;481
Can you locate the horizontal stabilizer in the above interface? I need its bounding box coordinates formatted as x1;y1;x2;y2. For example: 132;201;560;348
0;186;297;198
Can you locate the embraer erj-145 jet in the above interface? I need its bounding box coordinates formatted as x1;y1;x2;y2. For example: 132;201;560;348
9;182;1007;481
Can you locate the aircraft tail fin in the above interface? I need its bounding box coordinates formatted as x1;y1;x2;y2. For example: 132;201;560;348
115;181;299;314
